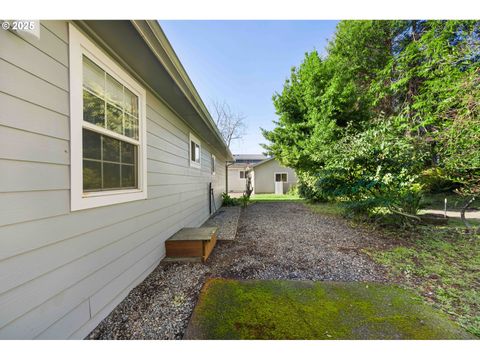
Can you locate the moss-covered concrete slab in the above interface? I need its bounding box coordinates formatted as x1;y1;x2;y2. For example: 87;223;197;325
184;279;476;339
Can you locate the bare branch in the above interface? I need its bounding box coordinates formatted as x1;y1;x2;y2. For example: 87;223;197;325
211;99;247;147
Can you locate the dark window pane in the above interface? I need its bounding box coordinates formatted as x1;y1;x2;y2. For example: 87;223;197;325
103;136;120;162
106;102;123;135
282;174;287;182
195;144;200;162
275;174;281;182
83;90;105;127
121;164;136;188
83;129;101;160
121;142;135;164
191;141;196;161
83;160;101;191
103;163;121;189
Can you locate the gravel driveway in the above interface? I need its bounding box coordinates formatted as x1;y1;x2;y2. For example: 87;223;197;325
88;201;390;340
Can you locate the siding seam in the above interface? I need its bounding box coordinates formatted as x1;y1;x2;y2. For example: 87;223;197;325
88;298;92;319
41;23;68;45
0;58;69;93
0;186;211;232
147;103;188;139
146;120;188;152
75;258;161;340
147;129;187;154
0;199;207;330
148;171;211;178
7;29;68;69
147;156;189;168
0;188;69;194
147;144;187;162
0;90;69;118
0;123;70;142
0;192;208;260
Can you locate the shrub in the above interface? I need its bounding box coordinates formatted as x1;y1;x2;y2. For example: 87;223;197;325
297;171;329;202
313;118;429;219
420;167;457;193
396;183;424;216
239;194;250;208
287;184;299;196
222;192;239;207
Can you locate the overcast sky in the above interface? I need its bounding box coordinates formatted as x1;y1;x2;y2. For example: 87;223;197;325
160;20;339;154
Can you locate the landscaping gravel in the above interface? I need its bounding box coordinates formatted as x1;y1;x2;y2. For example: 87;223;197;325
203;206;240;241
88;201;390;340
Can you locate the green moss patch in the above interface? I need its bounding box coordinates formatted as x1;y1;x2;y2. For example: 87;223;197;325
184;279;475;339
366;226;480;337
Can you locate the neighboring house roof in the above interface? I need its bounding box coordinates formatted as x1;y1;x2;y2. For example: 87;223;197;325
233;154;269;162
234;154;268;160
229;163;253;170
73;20;233;161
252;156;277;168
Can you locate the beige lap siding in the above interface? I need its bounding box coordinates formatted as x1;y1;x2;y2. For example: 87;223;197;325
0;21;226;339
227;168;248;192
253;159;298;194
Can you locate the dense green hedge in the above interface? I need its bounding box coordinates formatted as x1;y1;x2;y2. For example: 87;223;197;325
263;20;480;217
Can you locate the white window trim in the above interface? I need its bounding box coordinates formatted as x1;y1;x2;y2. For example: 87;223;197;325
211;154;216;175
189;133;201;168
69;23;147;211
274;172;288;183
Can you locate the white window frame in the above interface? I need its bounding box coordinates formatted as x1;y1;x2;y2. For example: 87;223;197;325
189;133;201;168
274;172;288;182
211;154;216;175
69;24;147;211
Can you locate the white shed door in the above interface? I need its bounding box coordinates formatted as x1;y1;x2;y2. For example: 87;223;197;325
275;181;284;195
274;173;287;195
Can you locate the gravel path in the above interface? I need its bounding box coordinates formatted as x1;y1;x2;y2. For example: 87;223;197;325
88;201;390;340
202;206;240;240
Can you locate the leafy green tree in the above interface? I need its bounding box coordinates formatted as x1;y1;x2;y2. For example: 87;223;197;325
262;20;480;220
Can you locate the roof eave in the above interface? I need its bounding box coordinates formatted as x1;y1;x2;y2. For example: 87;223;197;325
134;20;234;161
252;156;275;168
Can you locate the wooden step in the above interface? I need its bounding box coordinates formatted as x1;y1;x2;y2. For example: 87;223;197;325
165;227;218;262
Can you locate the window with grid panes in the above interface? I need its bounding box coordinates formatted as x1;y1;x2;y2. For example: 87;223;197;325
82;56;140;191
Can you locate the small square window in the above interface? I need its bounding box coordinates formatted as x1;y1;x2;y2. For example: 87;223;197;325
240;171;245;179
195;144;200;161
189;133;201;168
190;141;195;161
